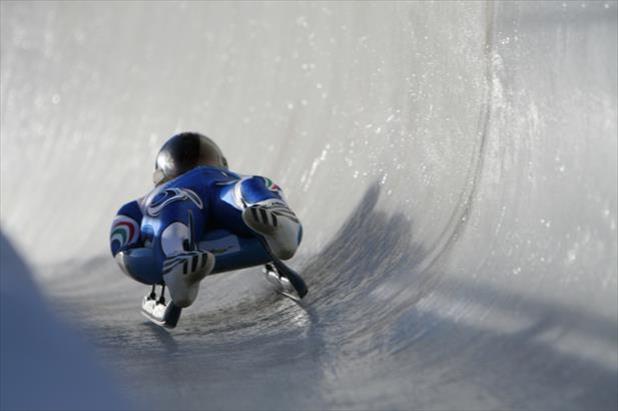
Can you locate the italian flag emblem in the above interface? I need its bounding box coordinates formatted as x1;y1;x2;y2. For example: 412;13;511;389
110;215;139;248
264;177;282;193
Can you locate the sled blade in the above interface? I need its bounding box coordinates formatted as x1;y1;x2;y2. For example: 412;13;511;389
256;237;308;299
270;258;307;298
141;297;182;328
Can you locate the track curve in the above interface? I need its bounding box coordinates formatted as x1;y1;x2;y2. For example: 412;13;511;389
1;2;616;410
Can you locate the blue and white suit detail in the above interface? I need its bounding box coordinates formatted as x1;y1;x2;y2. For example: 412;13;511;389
110;166;302;287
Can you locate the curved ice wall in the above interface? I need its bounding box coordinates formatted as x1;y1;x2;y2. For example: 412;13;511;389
1;2;616;409
0;234;126;410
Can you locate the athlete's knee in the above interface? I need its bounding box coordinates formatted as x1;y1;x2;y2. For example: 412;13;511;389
162;250;214;307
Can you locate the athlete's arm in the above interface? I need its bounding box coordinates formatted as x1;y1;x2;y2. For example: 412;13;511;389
109;199;164;284
239;176;303;260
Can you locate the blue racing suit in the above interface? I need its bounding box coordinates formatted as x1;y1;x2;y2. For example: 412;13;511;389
109;166;302;285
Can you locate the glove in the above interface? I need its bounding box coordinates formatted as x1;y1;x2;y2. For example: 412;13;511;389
242;200;302;260
162;249;214;307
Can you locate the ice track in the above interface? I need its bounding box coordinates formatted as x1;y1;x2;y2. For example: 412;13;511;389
1;2;616;410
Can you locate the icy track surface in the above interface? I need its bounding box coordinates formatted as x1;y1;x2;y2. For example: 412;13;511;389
1;2;617;410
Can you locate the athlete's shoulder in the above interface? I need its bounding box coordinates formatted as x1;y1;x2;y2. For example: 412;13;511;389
116;198;145;218
171;166;241;186
111;198;145;256
243;175;284;192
